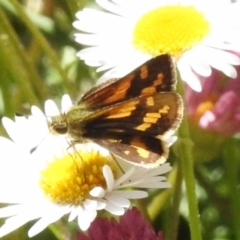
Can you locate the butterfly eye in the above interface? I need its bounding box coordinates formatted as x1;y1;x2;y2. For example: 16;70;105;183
51;122;68;134
52;123;68;134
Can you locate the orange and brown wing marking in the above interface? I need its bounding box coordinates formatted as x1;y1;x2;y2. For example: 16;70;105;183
80;54;176;110
93;137;168;166
81;92;183;139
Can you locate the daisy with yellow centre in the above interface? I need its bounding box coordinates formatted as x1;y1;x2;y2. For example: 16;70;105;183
39;147;116;205
0;95;172;238
74;0;240;91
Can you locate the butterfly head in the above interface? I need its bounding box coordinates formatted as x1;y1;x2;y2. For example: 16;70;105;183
48;105;91;139
49;114;68;135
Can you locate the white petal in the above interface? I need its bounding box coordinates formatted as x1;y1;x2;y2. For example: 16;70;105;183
138;182;172;188
68;206;82;222
114;167;135;187
0;205;25;218
96;0;125;15
212;62;237;78
61;94;72;113
105;193;130;208
199;111;216;128
177;57;202;92
90;186;105;198
2;117;18;143
28;208;69;238
102;165;114;191
0;215;30;238
74;9;124;33
44;99;60;116
142;163;172;176
31;106;44;116
0;136;17;155
96;201;107;210
83;199;98;211
188;58;211;77
77;209;96;231
104;201;125;215
111;190;148;199
191;46;240;77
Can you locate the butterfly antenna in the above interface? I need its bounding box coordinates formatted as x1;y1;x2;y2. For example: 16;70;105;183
30;131;53;154
67;140;87;182
110;153;125;175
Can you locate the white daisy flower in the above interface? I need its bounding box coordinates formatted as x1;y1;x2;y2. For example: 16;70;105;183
73;0;240;92
0;95;172;238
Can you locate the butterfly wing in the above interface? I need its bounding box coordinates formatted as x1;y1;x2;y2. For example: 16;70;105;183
93;137;168;166
82;93;182;137
65;54;183;166
79;54;176;110
78;92;183;165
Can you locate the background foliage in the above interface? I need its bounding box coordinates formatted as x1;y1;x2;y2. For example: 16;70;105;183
0;0;240;240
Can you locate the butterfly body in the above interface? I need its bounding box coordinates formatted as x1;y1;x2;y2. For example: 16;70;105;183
50;54;183;166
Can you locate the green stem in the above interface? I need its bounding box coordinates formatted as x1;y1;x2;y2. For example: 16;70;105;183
148;164;177;220
8;0;73;93
177;79;202;240
165;164;182;240
222;139;240;239
0;6;39;106
136;198;152;224
0;3;48;103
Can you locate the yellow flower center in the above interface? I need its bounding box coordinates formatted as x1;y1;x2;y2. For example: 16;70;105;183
133;5;210;56
39;148;116;205
193;93;218;121
196;101;214;117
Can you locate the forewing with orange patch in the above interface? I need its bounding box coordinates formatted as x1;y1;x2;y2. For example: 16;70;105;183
80;54;176;110
80;92;183;139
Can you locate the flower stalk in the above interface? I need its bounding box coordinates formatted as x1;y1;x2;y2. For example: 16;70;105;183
222;139;240;239
177;78;202;240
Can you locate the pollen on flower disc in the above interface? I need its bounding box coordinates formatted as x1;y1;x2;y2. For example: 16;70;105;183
133;5;210;56
39;149;116;205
